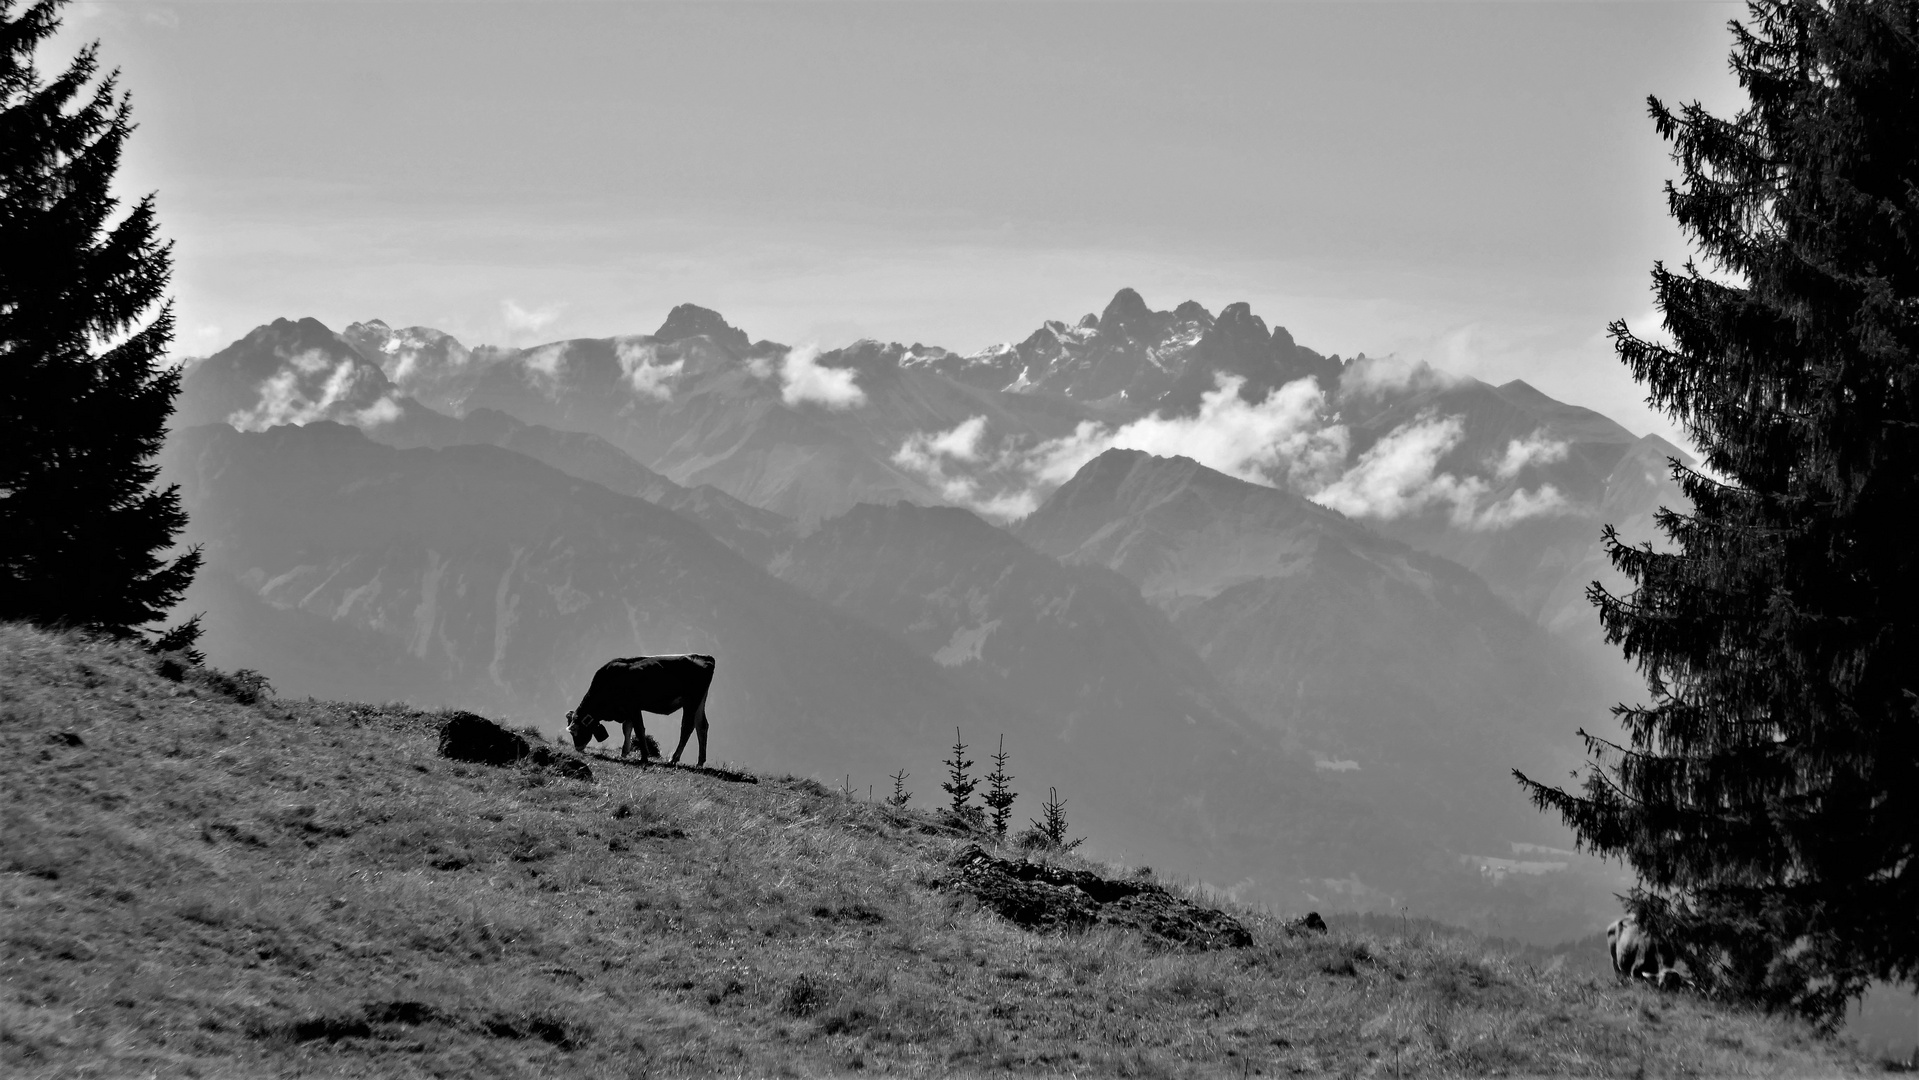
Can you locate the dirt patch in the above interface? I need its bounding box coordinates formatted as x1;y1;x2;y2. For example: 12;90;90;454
945;845;1253;950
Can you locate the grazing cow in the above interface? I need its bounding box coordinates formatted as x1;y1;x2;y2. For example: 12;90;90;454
566;654;715;766
1608;914;1688;989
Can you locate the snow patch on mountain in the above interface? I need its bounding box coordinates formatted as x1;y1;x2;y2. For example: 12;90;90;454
933;619;1001;667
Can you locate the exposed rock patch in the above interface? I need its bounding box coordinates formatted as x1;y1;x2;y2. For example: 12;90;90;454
946;845;1253;950
437;712;592;781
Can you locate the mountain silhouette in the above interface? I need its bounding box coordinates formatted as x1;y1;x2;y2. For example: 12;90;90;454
1015;449;1606;857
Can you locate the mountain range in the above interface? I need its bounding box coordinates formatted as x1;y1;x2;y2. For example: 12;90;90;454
164;289;1680;940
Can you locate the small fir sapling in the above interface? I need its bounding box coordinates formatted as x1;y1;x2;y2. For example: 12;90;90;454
1029;787;1083;852
886;769;912;808
941;728;984;830
983;735;1017;841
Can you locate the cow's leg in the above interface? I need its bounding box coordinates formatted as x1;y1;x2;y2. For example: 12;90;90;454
671;695;708;766
623;713;652;761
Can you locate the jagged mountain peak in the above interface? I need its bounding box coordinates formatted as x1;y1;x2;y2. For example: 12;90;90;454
174;317;398;431
654;303;751;351
1209;301;1268;345
1173;299;1216;327
249;315;349;350
1099;286;1155;332
935;290;1340;409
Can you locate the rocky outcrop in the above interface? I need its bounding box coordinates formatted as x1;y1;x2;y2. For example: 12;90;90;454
946;845;1253;951
438;712;592;781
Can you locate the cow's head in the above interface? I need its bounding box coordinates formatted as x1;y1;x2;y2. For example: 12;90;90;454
565;710;609;751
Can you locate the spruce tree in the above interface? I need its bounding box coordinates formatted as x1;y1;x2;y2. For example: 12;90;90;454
1030;787;1082;853
0;0;199;641
886;769;912;809
940;728;982;830
1516;0;1918;1024
983;735;1017;841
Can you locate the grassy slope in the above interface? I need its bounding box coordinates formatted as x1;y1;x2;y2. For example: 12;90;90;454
0;624;1866;1079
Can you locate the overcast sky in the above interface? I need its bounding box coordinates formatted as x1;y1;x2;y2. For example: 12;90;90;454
62;0;1749;445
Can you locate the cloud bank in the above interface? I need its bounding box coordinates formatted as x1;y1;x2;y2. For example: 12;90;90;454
889;378;1576;530
227;349;401;432
1307;413;1571;530
776;345;867;409
1492;431;1570;479
615;340;684;400
1027;375;1348;489
1337;354;1461;401
892;416;1041;519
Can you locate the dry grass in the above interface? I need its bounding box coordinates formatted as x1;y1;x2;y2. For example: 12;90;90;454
0;622;1873;1078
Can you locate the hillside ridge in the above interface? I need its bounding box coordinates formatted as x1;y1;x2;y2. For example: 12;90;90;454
0;624;1865;1078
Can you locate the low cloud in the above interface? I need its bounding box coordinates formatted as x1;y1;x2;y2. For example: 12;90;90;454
1337;353;1460;401
1313;414;1486;523
502;299;562;338
887;380;1575;531
778;345;867;409
1491;432;1570;479
226;348;404;433
615;340;684;401
351;395;403;427
890;378;1344;521
1473;484;1570;529
1028;374;1348;488
891;416;1041;519
522;342;570;379
1312;412;1573;530
227;350;363;432
895;415;988;471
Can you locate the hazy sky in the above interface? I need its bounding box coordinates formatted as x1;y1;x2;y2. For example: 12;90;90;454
61;0;1750;445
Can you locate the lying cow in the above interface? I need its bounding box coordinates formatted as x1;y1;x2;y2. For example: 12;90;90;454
1607;914;1688;990
566;654;715;766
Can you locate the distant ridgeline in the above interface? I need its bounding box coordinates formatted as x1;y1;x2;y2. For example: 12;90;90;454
165;289;1689;942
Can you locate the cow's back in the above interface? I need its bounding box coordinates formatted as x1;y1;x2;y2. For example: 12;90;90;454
579;654;715;715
